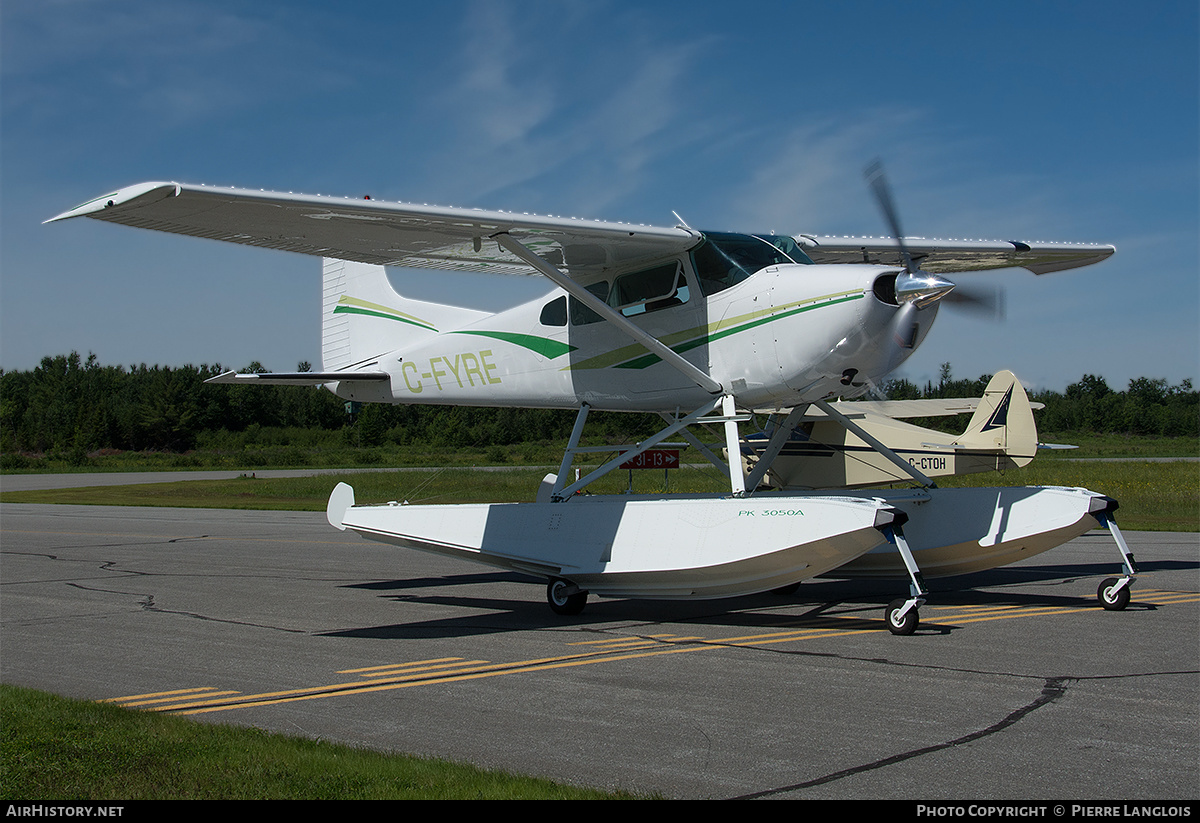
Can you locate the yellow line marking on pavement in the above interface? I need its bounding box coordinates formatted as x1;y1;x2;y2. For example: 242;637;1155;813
104;687;232;706
338;658;466;674
114;690;242;708
930;604;1024;615
358;661;492;677
103;687;220;701
104;590;1197;715
169;646;705;715
570;634;707;646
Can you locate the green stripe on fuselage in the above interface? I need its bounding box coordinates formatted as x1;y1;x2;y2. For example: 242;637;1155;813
567;289;863;371
333;296;437;331
449;330;577;359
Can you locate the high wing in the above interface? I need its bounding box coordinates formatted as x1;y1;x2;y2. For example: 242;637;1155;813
826;396;1046;418
755;397;1044;419
47;182;1115;279
795;235;1115;274
45;182;700;278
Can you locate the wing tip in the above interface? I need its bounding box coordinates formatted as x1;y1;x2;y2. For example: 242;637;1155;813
45;181;181;223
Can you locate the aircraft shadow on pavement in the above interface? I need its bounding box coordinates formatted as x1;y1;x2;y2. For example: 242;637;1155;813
318;557;1193;640
344;571;539;592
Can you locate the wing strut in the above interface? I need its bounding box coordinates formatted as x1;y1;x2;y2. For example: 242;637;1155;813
742;405;809;491
550;396;727;501
813;399;936;488
492;232;723;395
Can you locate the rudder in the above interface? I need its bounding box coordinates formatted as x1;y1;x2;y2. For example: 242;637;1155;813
958;370;1037;465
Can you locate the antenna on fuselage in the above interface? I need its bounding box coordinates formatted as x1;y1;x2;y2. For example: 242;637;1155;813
671;211;692;230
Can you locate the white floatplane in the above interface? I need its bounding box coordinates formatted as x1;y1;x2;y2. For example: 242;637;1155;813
48;164;1137;632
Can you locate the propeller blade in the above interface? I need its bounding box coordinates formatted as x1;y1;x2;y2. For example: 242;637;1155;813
864;159;915;274
943;283;1007;321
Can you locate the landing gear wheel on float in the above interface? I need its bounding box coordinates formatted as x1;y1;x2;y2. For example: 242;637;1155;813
885;598;919;635
548;579;588;616
1098;577;1131;611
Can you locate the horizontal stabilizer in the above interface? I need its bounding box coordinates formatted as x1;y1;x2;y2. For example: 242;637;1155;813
205;370;388;386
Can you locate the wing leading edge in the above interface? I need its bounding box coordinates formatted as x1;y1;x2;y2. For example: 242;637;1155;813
753;397;1045;420
46;182;700;278
796;235;1115;274
47;181;1114;277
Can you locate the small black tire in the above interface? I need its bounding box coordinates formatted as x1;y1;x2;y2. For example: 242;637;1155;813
771;582;801;596
1098;577;1131;611
547;578;587;616
885;598;919;635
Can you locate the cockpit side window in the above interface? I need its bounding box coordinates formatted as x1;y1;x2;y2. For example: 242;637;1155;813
692;232;813;296
608;261;688;317
756;234;815;266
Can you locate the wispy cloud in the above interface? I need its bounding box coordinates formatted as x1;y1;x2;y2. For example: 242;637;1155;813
2;1;344;130
411;2;717;216
3;1;1192;387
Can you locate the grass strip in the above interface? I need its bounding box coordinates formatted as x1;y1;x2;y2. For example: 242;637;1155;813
3;433;1195;475
0;465;731;509
0;684;642;800
929;459;1198;531
0;461;1194;531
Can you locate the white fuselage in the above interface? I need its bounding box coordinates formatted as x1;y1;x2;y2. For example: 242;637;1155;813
334;260;937;413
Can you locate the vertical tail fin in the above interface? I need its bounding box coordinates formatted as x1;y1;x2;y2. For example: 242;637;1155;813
958;370;1037;465
321;258;489;371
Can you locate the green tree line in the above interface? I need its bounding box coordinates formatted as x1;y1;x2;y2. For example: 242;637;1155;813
0;352;652;460
1;354;1196;461
880;364;1198;437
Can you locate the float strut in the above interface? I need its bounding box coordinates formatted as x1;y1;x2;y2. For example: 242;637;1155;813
1090;497;1138;578
1090;496;1137;609
875;508;926;635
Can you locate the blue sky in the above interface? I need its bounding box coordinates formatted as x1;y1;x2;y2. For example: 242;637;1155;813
2;0;1197;394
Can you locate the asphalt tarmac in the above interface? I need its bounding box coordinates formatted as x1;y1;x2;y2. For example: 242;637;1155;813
1;498;1196;800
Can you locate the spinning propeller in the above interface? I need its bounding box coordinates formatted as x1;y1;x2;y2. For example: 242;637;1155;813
865;161;1005;320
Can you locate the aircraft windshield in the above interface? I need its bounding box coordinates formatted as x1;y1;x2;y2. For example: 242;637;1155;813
755;234;814;266
692;232;813;296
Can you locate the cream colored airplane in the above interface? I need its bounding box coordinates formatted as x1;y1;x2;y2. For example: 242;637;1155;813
734;370;1137;588
48;165;1137;632
742;369;1041;492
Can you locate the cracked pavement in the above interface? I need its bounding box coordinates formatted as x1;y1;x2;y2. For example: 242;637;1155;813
2;502;1197;799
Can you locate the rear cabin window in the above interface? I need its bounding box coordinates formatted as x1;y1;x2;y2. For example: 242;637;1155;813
539;295;567;326
568;262;690;325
